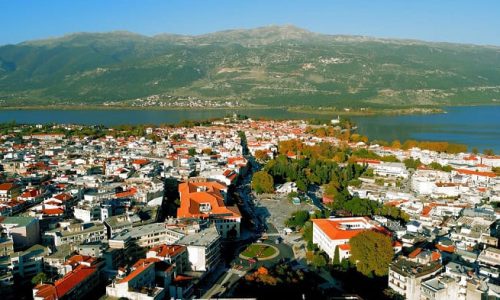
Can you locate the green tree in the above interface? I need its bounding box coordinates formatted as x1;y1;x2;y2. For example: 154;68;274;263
285;210;310;228
251;171;274;194
349;231;394;277
483;148;495;156
340;258;351;271
296;178;308;192
188;148;197;156
312;253;327;269
333;245;340;265
403;158;422;170
31;272;47;285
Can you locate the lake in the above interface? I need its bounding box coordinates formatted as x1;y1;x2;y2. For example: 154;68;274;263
0;106;499;151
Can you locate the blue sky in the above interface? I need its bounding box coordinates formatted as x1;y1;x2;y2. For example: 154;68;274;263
1;0;499;46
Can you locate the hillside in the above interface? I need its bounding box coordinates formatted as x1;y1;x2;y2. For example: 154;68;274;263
1;25;500;108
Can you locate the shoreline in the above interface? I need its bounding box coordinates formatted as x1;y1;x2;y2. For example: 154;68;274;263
0;103;498;118
0;104;450;116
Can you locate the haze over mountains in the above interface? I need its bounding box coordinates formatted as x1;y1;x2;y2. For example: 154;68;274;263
1;25;500;108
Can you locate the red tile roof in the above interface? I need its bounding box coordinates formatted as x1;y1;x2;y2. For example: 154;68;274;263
33;284;57;300
355;158;381;165
149;244;186;258
0;183;17;191
54;193;72;201
54;265;97;298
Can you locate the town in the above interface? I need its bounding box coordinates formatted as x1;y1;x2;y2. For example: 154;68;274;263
0;115;499;300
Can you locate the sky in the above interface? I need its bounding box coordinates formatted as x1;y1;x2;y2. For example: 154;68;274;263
1;0;499;46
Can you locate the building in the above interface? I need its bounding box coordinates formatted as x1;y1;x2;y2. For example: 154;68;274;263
312;217;390;261
146;244;188;274
108;222;185;250
106;257;165;300
0;216;40;250
177;181;241;238
33;264;100;300
373;162;409;178
420;275;461;300
0;236;14;257
388;257;442;300
0;183;21;202
177;226;221;272
9;244;48;279
43;222;106;248
478;247;500;267
103;215;133;238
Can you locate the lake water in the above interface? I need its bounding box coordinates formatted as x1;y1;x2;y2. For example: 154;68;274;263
0;106;499;151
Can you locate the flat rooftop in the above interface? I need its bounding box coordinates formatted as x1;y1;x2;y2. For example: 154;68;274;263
178;226;219;247
390;257;442;278
111;222;184;241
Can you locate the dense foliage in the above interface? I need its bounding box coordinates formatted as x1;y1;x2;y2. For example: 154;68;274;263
349;231;394;277
251;171;274;194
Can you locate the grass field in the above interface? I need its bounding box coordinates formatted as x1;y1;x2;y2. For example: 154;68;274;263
241;244;277;259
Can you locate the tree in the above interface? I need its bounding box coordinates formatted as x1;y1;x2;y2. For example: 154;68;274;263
202;148;213;155
483;149;495;156
285;210;310;228
188;148;197;156
349;231;394;277
333;245;340;265
251;171;274;194
254;149;269;162
391;140;402;149
472;147;479;154
31;272;47;285
403;158;422;170
296;178;308;192
312;253;327;269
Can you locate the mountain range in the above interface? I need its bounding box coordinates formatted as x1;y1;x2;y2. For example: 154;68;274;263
1;25;500;108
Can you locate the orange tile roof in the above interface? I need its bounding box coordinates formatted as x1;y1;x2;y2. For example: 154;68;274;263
311;217;389;241
421;206;433;217
119;258;159;284
457;169;496;178
115;187;137;198
43;208;65;215
408;248;422;258
65;255;95;267
436;244;455;253
177;181;241;219
338;244;351;251
132;159;150;166
431;251;441;262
